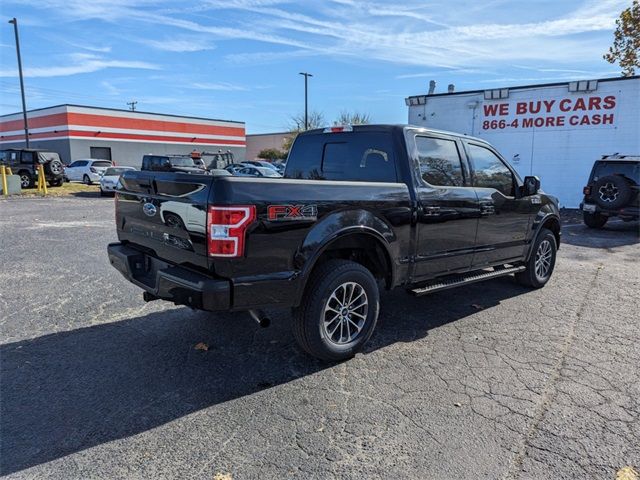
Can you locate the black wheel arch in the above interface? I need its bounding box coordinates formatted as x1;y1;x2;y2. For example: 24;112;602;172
526;214;560;261
295;227;395;307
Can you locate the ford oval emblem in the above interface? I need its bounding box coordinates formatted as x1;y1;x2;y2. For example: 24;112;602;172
142;202;157;217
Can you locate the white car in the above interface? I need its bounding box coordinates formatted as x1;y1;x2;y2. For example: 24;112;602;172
64;159;113;184
99;166;136;196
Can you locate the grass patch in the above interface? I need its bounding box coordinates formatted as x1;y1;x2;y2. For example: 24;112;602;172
18;182;101;197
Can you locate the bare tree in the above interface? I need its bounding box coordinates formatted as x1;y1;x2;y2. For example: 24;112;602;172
333;111;371;126
290;110;326;131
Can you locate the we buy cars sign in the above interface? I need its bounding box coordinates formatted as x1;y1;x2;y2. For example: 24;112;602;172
481;94;617;131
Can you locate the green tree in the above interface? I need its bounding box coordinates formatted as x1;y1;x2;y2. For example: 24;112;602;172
333;111;371;125
604;1;640;76
257;148;287;160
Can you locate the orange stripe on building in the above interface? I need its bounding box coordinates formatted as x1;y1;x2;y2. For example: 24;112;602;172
0;112;245;138
0;113;69;132
66;113;245;137
0;130;246;145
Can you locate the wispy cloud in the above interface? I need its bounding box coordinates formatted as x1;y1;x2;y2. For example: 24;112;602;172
101;80;121;95
139;36;216;52
0;53;159;78
3;0;626;79
189;82;249;91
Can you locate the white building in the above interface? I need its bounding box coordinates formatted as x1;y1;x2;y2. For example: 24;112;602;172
406;76;640;207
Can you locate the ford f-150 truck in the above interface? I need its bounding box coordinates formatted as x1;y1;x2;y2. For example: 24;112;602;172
108;125;560;361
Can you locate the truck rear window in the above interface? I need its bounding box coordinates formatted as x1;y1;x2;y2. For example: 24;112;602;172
285;132;397;182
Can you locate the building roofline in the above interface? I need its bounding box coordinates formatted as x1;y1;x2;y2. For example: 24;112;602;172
0;103;244;125
246;131;293;137
405;75;640;100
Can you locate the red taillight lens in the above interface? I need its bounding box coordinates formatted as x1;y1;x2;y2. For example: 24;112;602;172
207;205;256;257
583;186;592;195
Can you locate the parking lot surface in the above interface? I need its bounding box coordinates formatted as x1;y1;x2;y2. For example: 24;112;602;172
1;196;638;479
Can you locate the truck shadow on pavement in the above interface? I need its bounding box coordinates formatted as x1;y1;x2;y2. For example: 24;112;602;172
0;278;528;475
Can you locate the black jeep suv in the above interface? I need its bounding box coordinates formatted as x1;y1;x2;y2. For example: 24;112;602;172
0;148;65;188
581;155;639;228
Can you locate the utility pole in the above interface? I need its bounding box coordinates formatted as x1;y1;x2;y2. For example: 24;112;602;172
127;100;137;111
299;72;312;130
8;18;29;148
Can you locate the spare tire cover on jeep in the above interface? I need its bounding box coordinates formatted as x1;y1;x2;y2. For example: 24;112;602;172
593;175;632;209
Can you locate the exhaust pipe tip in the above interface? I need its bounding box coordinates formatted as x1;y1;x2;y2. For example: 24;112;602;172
248;309;270;328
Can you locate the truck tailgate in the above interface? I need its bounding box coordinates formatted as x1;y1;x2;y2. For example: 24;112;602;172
115;171;214;271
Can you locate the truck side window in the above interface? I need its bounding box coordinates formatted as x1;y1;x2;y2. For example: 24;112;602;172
415;136;464;187
21;152;34;163
467;144;515;196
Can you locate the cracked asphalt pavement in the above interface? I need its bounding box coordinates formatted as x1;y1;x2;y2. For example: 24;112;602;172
1;197;638;479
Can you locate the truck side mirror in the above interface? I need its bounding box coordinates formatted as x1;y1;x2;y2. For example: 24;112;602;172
523;176;540;196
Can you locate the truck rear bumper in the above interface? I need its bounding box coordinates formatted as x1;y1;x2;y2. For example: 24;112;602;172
107;243;230;311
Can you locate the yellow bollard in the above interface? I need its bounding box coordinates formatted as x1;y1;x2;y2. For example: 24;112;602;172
1;165;8;197
36;164;48;195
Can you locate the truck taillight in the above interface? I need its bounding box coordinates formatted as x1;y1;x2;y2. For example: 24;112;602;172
207;206;256;257
583;186;591;195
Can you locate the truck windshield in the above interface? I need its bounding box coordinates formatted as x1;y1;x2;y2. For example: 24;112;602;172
593;161;639;183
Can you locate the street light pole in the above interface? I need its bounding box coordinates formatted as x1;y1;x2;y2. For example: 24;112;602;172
299;72;312;130
8;18;29;148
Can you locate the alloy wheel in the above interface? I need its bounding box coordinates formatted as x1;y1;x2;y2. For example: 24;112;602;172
322;282;368;345
534;239;553;281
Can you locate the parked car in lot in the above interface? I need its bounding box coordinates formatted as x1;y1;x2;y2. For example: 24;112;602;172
236;166;282;177
100;166;136;196
108;124;560;361
0;148;65;188
581;154;639;228
141;154;206;175
224;163;248;175
65;159;112;184
243;160;280;171
210;169;232;176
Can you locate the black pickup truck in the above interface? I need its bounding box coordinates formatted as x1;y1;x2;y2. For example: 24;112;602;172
108;125;560;361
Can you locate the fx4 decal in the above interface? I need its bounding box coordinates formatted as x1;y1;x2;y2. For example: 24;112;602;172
268;204;318;221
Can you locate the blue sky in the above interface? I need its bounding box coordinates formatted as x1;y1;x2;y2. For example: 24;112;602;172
0;0;627;133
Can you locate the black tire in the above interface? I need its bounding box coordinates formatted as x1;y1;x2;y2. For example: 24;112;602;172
583;211;608;229
49;178;63;187
83;174;92;185
18;171;33;188
592;175;632;209
292;259;380;361
99;189;106;197
515;228;557;288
